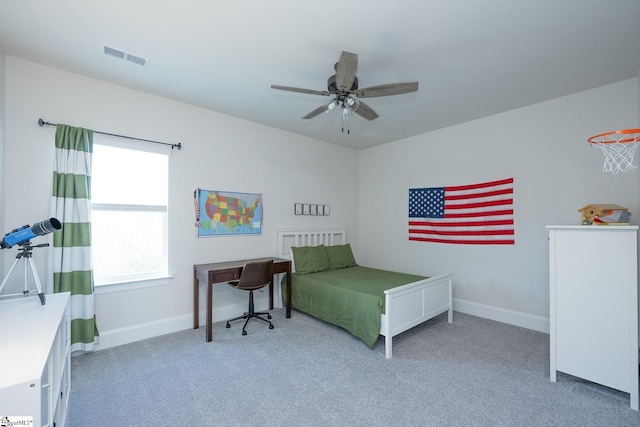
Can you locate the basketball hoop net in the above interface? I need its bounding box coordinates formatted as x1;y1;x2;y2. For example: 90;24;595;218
588;128;640;174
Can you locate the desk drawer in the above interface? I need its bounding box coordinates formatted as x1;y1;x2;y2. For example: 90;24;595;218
211;270;241;283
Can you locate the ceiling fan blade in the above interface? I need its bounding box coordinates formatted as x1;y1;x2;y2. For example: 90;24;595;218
302;104;330;119
335;51;358;92
354;101;379;121
271;85;331;96
354;82;419;98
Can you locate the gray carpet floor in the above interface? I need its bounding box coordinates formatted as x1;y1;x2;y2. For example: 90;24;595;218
68;310;640;426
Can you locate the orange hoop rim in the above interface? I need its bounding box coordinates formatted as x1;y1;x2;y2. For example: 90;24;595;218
588;128;640;145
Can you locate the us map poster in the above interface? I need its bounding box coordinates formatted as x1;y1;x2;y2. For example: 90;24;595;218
194;188;263;236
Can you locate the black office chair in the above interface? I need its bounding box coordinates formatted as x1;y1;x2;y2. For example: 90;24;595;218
225;259;275;335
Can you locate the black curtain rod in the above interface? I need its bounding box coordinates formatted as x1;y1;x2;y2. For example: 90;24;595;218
38;118;182;150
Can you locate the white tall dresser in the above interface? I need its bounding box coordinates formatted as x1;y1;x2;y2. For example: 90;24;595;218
547;225;639;410
0;292;71;426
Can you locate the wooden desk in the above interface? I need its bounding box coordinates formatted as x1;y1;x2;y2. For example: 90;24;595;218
193;257;292;342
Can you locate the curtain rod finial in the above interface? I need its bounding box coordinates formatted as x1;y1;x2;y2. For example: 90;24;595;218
38;119;56;127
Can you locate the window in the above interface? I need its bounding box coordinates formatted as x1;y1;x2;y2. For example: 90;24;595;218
91;141;169;289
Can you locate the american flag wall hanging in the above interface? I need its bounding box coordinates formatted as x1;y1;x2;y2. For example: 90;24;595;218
408;177;514;245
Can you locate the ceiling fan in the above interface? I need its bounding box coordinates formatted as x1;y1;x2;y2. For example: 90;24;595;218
271;51;418;132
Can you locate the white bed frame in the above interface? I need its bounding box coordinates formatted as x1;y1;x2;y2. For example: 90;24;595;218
277;229;453;358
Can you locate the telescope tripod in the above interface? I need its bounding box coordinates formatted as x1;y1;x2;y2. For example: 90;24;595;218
0;242;48;305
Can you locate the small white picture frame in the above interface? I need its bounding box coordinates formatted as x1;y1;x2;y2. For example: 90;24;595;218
323;205;330;216
294;203;302;215
317;205;325;215
302;204;310;215
310;204;317;215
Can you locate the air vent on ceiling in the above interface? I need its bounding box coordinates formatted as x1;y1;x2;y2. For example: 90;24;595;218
103;45;149;67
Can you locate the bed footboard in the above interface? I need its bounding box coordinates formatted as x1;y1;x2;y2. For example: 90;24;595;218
380;273;453;358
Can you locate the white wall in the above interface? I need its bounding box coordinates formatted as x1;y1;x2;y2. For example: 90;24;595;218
3;57;359;348
358;78;640;332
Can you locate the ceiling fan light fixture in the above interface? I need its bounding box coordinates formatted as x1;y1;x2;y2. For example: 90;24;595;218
347;96;360;112
342;106;351;120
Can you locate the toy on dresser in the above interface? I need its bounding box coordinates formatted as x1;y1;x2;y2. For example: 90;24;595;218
578;204;631;225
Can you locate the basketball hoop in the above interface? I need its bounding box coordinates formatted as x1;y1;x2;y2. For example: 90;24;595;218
588;128;640;174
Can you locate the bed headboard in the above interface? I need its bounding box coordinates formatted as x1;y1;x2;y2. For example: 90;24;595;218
277;229;347;259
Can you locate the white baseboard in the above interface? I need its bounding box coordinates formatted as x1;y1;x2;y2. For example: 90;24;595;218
90;299;271;352
453;297;550;334
87;297;548;353
92;313;193;351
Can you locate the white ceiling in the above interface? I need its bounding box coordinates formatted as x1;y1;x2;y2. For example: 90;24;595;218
1;1;639;150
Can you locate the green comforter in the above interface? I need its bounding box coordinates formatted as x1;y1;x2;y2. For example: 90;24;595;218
282;266;426;348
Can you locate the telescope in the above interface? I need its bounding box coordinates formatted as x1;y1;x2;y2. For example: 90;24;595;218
0;218;62;249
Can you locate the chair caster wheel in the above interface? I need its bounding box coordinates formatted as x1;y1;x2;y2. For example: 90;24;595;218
242;330;247;336
269;324;274;329
267;314;272;319
226;323;230;328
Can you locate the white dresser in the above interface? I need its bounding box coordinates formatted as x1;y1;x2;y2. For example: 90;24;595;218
0;292;71;426
547;225;639;410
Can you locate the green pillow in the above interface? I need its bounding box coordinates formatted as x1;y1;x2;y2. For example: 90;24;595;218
291;245;330;274
326;244;357;270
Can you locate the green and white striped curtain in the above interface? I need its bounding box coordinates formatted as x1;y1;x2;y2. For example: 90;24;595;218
50;124;98;352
